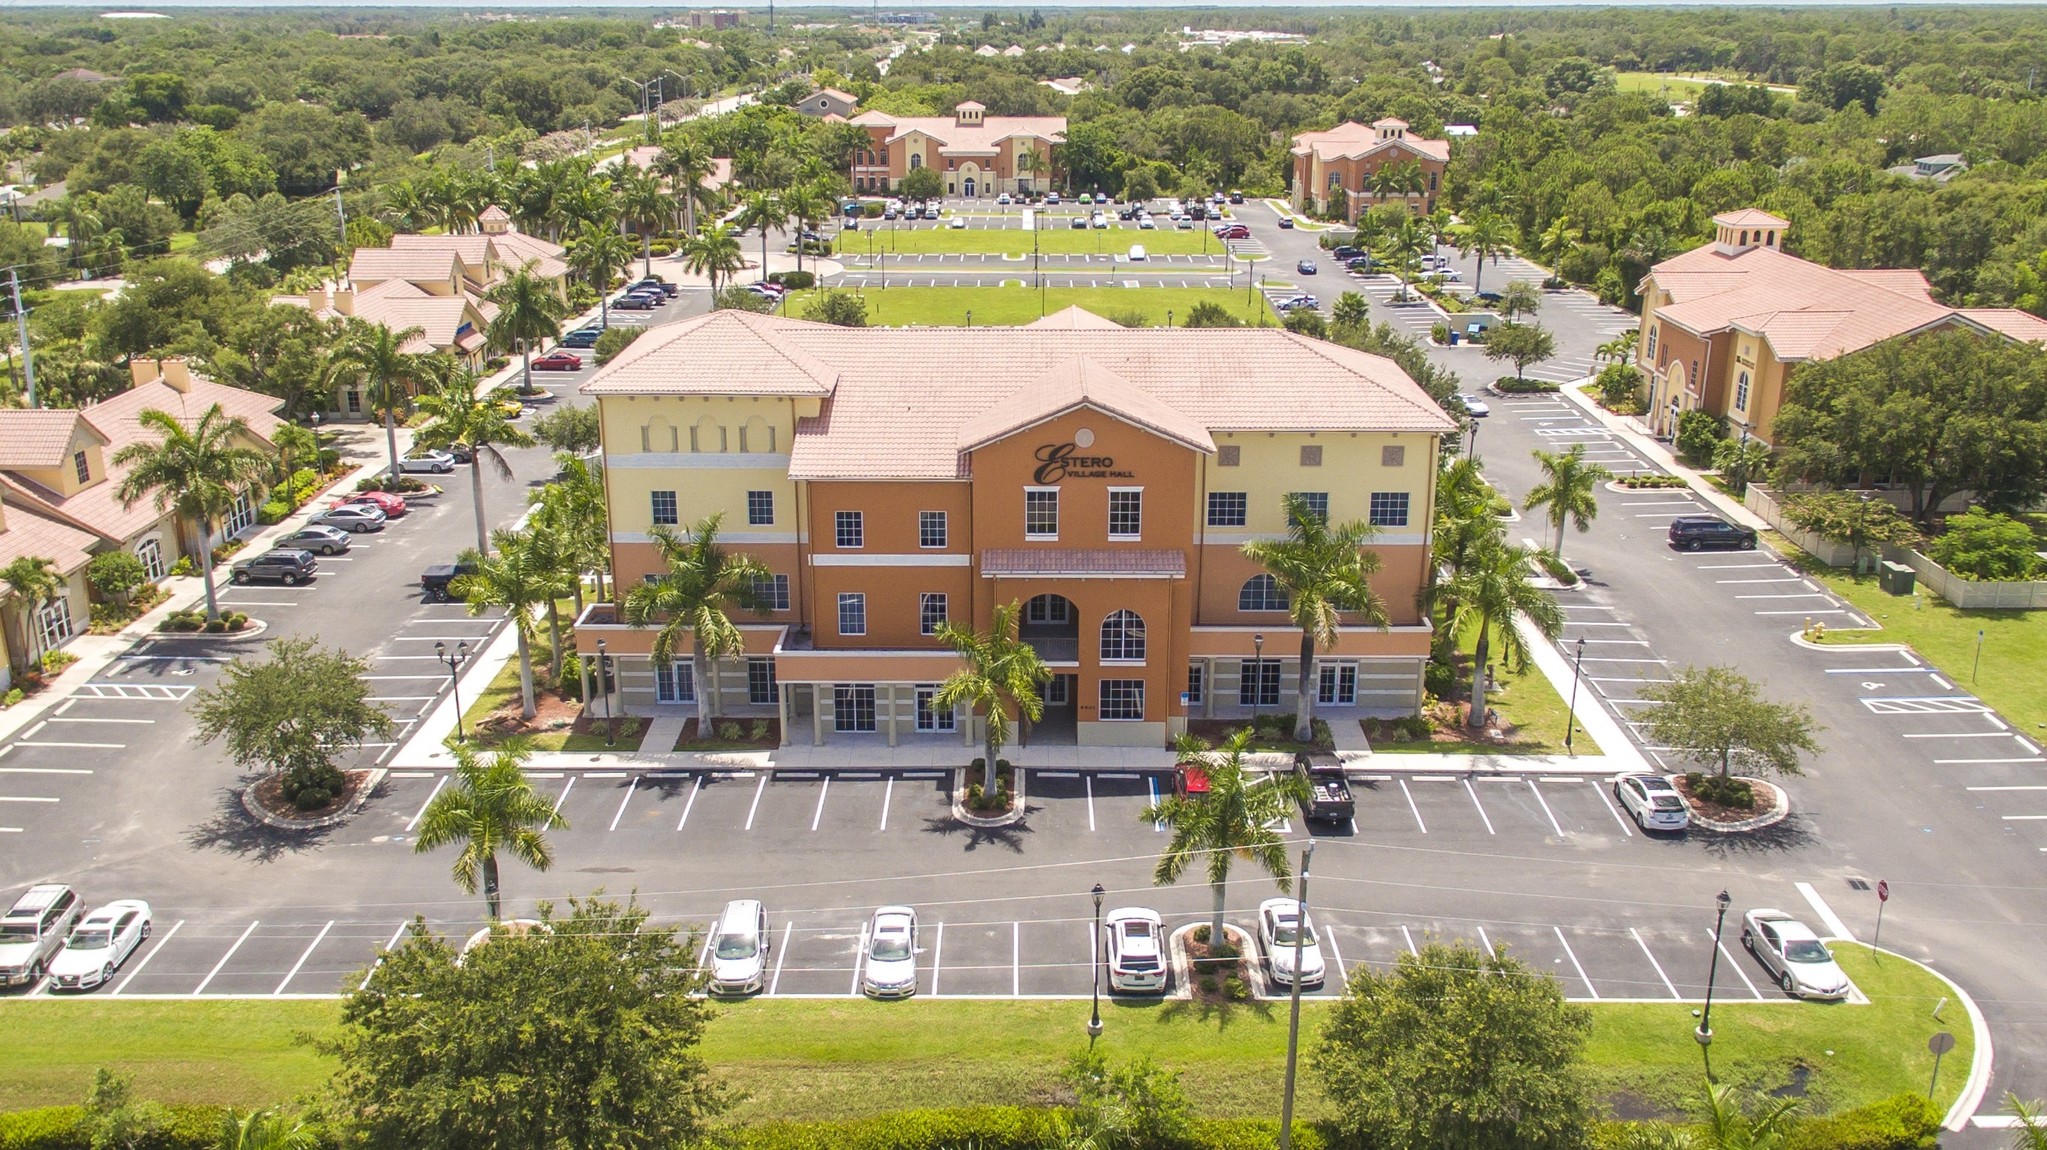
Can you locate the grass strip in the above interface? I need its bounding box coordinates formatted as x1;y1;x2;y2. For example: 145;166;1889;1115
782;286;1275;328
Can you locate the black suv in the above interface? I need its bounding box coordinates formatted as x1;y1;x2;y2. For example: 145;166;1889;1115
231;548;318;584
421;561;480;602
1668;516;1758;552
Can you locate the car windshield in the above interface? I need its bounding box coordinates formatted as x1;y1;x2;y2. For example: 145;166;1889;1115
0;922;37;942
714;932;758;961
1271;918;1316;947
1784;939;1832;963
870;931;911;962
65;927;111;950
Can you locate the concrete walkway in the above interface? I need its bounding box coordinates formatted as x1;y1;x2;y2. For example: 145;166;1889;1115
1560;378;1770;531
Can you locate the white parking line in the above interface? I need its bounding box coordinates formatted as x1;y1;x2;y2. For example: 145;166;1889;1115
1935;757;2046;764
810;777;831;832
1149;775;1162;831
1013;922;1022;996
1401;925;1418;956
194;921;260;995
1632;928;1680;999
1461;779;1495;834
677;776;702;830
1967;785;2047;791
2000;815;2047;821
1716;577;1805;584
1735;593;1830;599
880;777;893;831
405;775;448;832
768;921;792;995
1795;882;1856;941
1555;928;1596;998
929;921;944;996
1399;779;1427;833
608;777;638;831
359;922;409;991
850;922;868;996
276;921;334;995
1714;929;1763;998
0;797;59;803
112;919;182;994
1591;781;1634;835
0;767;91;774
1906;732;2020;739
1529;781;1565;836
1698;563;1780;569
744;774;767;831
16;741;124;749
47;717;155;724
1323;924;1348;988
1085;775;1096;832
552;777;574;815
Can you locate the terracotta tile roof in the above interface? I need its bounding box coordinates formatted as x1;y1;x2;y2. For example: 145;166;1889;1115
487;232;569;280
480;205;510;222
1840;268;1935;300
583;311;1454;481
0;496;97;579
349;245;463;286
1026;305;1125;329
342;281;487;355
814;87;860;103
1957;308;2047;342
390;233;493;270
1712;208;1788;229
981;548;1186;578
0;411;92;469
850;110;1066;151
1291;121;1451;164
956;358;1215;454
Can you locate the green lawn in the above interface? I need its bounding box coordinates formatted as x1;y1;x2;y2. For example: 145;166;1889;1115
0;944;1966;1124
1373;612;1600;756
1783;543;2047;731
1612;72;1718;98
782;286;1276;328
848;225;1226;257
167;230;197;253
458;636;612;753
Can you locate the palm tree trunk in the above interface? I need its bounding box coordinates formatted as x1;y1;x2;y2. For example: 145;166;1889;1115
693;639;713;736
521;346;534;396
545;600;563;683
469;457;490;556
642;234;653;280
383;406;401;486
1209;877;1228;950
984;721;1000;793
1293;631;1317;743
515;627;536;720
1467;614;1493;730
482;853;501;921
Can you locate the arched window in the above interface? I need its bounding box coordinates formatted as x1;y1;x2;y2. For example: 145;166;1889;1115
909;153;924;170
1239;574;1290;612
691;415;725;453
1100;610;1146;662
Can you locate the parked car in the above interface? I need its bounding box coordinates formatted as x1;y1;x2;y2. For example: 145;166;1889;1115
1277;216;1296;229
861;906;919;999
276;525;353;556
1742;910;1852;999
1294;751;1355;823
420;560;479;602
1274;294;1319;312
400;451;457;475
558;328;602;349
1667;515;1758;552
1127;244;1147;262
49;900;150;991
1216;223;1250;240
340;490;406;517
231;548;318;585
1069;215;1088;230
996;192;1012;205
630;278;678;299
1091;213;1108;229
1137;217;1156;230
1104;908;1167;994
1175;217;1194;229
1458;394;1491;417
1614;774;1690;831
311;504;387;534
612;294;658;311
949;216;966;229
1173;761;1210;800
707;900;770;997
1297;259;1318;275
1045;192;1061;205
530;351;583;371
1346;256;1381;273
1332;246;1361;261
1257;898;1326;988
1474;289;1504;304
1229;190;1245;204
0;884;85;987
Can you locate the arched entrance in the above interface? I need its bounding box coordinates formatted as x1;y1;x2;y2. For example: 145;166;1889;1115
1022;593;1078;744
960;162;982;199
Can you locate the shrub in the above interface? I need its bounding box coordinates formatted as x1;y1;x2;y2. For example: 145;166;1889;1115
1594;362;1640;410
1685;771;1754;809
1431;321;1451;344
0;1104;89;1150
256;498;291;526
2;688;22;708
647;238;676;257
1492;376;1560;393
1675;408;1727;467
767;270;816;290
716;721;742;741
593;326;643;366
718;1107;1067;1150
87;550;149;601
1785;1093;1941;1150
1222;974;1251;1001
749;719;770;741
1182;300;1244;328
204;619;226;633
40;651;77;675
168;555;198;577
1282;309;1328;338
802;290;869;327
1618;475;1688;488
1536;551;1579;585
1928;510;2043;581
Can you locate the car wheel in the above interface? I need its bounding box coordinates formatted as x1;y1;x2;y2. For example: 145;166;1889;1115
1740;928;1753;952
1740;538;1757;550
432;588;450;603
1779;970;1797;994
141;919;151;939
1633;807;1646;830
232;571;251;585
281;573;298;586
101;963;112;985
1684;540;1702;552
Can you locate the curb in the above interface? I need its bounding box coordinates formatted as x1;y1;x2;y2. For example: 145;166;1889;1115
950;768;1025;827
1787;628;1905;653
147;618;271;643
239;767;385;831
1683;777;1789;833
1166;920;1255;1001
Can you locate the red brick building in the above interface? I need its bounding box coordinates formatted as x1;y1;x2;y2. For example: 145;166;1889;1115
1289;118;1449;222
849;102;1064;198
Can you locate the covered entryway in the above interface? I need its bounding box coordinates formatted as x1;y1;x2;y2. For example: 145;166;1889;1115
1028;673;1078;745
1020;593;1078;663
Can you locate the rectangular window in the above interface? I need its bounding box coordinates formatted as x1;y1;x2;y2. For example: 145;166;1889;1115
1238;659;1282;707
747;490;774;526
1044;675;1070;705
1369;491;1411;527
1646;326;1659;362
1207;492;1247;527
1186;664;1204;705
1381;445;1406;468
919;510;948;548
1108;488;1142;540
1099;679;1146;721
1025;488;1059;538
747;657;778;705
72;451;89;484
654;660;696;703
1298;445;1322;467
1734;371;1751;412
345;388;362;414
837;592;866;636
1217;445;1241;467
835;510;864;548
752;574;790;611
650;490;678;526
34;596;74;654
1288;492;1329;526
914;685;956;731
919;592;948;635
1026;596;1071;624
833;685;878;733
1318;662;1358;705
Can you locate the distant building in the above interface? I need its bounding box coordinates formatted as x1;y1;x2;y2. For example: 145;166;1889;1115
1443;124;1478;138
799;88;861;119
687;10;738;29
877;11;937;24
1887;153;1968;183
1289;118;1449;222
850;101;1065;198
1180;26;1309;48
1041;77;1091;97
974;44;999;57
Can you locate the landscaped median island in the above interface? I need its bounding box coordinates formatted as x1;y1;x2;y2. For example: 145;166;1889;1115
0;943;1973;1134
780;286;1276;328
842;225;1234;258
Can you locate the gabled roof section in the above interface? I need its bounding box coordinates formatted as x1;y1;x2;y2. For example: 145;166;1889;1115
956;357;1215;454
349;245;464;285
1955;308;2047;343
580;311;837;397
1712;208;1788;229
0;495;98;579
0;411;95;470
1025;305;1125;330
1649;243;1964;361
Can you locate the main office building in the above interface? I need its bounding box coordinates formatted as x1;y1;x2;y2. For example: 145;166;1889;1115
573;308;1455;748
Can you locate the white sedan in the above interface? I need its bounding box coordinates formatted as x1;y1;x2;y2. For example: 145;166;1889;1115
861;906;919;999
1104;907;1167;994
1613;774;1689;831
1458;394;1491;417
1742;909;1852;1000
49;900;150;991
1257;898;1326;988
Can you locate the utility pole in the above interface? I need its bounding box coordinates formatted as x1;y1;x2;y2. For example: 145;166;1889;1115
9;268;37;409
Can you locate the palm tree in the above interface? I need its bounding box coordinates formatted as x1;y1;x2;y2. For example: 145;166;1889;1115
567;219;635;330
454;530;566;720
1596;330;1640;365
0;557;63;679
517;511;579;684
1386;214;1431;303
271;422;319;494
1524;443;1613;570
112;406;269;623
2005;1093;2047;1150
681;223;747;294
1141;728;1308;945
530;454;609;610
1423;458;1506;663
216;1108;319;1150
412;738;566;921
1426;205;1456;260
657;135;716;235
1694;1082;1802;1150
1455;211;1517;295
330;320;427;486
622;515;770;735
932;600;1051;793
484;262;571;396
1446;531;1564;731
1330;291;1371;331
412;367;537;555
1241;492;1389;743
1538;216;1579;285
614;167;671;279
734;192;787;283
783;182;832;278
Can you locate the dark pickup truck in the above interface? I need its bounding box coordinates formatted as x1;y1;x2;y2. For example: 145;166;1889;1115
1294;751;1355;823
420;561;478;602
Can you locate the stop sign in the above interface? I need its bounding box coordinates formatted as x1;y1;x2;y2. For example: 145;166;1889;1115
1878;879;1889;903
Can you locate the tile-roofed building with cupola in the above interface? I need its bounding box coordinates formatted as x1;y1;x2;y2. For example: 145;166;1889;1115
1290;118;1451;222
848;101;1065;198
570;309;1455;748
1635;208;2047;443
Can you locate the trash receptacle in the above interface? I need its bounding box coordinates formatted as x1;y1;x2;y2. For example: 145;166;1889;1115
1879;560;1916;596
1448;330;1460;345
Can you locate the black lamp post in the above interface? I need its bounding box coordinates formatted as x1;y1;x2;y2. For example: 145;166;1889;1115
1088;883;1105;1042
1563;636;1587;754
596;637;615;747
435;641;469;743
1698;890;1732;1073
1251;633;1266;727
1468;417;1481;460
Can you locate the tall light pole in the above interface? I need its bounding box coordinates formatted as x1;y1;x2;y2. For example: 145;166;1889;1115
1278;841;1315;1150
1563;636;1586;754
1251;633;1265;727
435;641;469;743
596;637;615;747
1697;890;1732;1078
1088;883;1105;1043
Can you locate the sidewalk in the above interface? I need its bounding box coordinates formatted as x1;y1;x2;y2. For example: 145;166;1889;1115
1559;378;1769;531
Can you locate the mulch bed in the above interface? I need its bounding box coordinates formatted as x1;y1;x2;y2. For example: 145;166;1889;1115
1362;701;1522;748
676;717;780;750
477;690;583;737
1673;774;1780;824
249;768;372;822
1184;929;1255;1004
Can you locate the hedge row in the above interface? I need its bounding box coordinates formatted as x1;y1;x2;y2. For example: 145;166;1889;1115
702;1109;1324;1150
0;1104;224;1150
